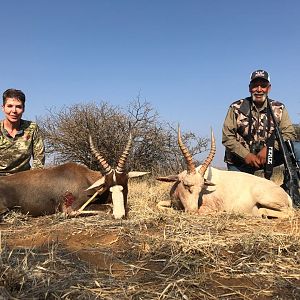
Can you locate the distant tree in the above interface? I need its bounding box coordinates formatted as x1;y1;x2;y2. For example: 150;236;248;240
293;124;300;141
39;97;209;175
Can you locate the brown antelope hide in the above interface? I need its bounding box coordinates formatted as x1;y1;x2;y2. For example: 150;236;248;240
0;133;149;219
156;127;294;219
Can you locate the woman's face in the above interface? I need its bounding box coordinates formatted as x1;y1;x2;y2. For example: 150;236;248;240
2;97;24;124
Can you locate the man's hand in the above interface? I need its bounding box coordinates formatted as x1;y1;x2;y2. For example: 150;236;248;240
244;153;261;168
257;146;267;165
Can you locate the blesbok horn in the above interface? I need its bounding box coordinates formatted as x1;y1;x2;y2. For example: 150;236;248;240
116;132;133;173
88;135;112;174
178;125;196;174
198;129;216;176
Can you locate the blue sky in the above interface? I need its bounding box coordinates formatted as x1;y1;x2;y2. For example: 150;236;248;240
1;0;300;167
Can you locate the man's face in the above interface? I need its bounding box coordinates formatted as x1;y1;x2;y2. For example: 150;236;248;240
249;79;271;106
2;97;24;124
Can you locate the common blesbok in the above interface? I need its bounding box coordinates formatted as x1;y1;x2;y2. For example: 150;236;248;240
0;133;148;219
157;127;293;218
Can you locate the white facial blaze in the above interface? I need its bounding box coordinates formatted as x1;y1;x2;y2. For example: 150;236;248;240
109;185;125;219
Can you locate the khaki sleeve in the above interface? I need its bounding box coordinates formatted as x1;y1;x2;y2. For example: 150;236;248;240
273;107;297;150
222;106;250;159
32;124;45;169
279;108;296;141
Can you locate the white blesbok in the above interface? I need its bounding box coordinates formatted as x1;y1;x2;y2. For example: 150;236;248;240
157;127;293;218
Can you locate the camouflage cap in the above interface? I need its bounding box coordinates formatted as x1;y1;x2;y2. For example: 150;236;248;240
250;70;270;83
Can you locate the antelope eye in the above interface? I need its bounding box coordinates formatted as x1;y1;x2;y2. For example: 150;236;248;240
183;183;193;193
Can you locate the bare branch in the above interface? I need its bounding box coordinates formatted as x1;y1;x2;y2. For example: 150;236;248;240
38;100;208;174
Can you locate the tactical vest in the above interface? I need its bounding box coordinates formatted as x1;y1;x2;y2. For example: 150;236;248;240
225;97;284;163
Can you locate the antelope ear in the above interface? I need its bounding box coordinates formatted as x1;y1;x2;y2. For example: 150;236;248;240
128;171;150;178
86;177;106;190
204;179;215;186
156;175;179;182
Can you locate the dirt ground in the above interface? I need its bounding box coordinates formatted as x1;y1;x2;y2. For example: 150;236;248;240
1;208;300;299
2;214;143;275
1;177;300;299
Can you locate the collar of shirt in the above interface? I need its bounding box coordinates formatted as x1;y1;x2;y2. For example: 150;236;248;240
251;99;268;113
1;120;25;138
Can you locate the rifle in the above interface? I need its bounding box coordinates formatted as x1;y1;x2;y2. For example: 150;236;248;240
266;97;300;207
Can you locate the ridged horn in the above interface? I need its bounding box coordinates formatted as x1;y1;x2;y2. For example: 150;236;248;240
198;129;216;176
89;135;112;174
178;125;196;174
116;132;133;173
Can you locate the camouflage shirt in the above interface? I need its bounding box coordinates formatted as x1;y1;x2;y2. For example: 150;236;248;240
0;119;45;175
222;97;296;163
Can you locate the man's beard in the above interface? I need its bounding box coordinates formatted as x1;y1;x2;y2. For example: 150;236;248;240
251;93;267;102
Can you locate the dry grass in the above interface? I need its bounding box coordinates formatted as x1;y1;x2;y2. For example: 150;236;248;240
1;176;300;299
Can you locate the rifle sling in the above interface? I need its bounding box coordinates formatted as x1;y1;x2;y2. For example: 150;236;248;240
264;104;275;180
265;132;275;180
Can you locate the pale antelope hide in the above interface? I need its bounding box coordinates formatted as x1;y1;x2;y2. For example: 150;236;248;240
157;127;293;219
